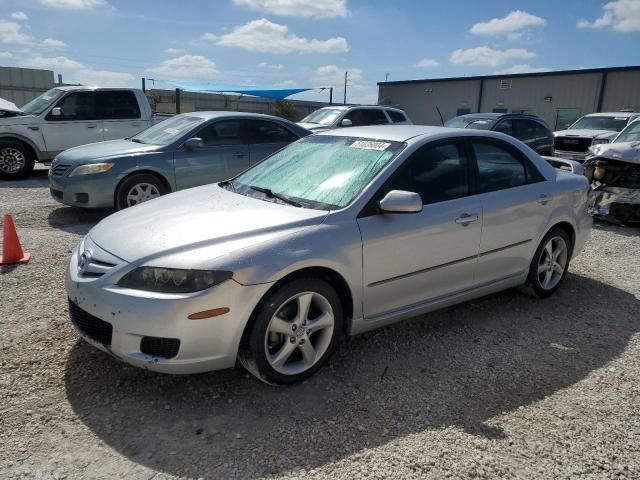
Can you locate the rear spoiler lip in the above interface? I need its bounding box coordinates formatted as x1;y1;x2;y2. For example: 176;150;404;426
543;156;585;176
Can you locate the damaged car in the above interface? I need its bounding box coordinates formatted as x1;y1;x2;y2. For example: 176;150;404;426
585;141;640;225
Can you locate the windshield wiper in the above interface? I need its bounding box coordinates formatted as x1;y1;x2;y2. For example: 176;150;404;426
249;186;301;207
130;138;145;144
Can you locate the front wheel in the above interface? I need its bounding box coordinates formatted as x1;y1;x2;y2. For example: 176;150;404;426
0;142;35;180
525;227;572;298
115;173;167;210
240;278;343;385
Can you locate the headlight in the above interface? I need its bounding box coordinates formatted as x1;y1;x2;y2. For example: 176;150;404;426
69;163;114;176
117;267;232;293
591;138;609;146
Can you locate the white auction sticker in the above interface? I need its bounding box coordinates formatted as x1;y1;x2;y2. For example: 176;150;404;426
350;140;391;151
164;128;180;134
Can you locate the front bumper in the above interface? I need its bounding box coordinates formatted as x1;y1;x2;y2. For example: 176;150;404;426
590;186;640;225
65;245;272;374
49;167;117;209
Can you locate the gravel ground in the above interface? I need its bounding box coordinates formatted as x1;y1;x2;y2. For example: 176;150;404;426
1;166;639;480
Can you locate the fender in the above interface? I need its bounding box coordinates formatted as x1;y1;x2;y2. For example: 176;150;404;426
0;133;48;161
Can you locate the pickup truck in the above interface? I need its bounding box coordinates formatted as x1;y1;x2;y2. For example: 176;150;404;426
0;86;155;180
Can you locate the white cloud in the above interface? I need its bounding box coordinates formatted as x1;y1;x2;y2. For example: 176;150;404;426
164;48;185;54
200;32;218;41
277;80;296;86
0;20;33;45
38;0;108;8
217;18;349;54
0;51;13;59
470;10;546;36
315;64;362;86
259;62;284;69
21;56;84;70
11;12;29;21
42;38;67;48
450;46;535;67
147;54;218;80
414;58;440;69
577;0;640;32
233;0;348;18
497;64;549;74
74;69;135;87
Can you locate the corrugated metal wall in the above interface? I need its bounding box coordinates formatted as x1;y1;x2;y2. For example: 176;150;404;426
0;67;55;106
379;68;640;130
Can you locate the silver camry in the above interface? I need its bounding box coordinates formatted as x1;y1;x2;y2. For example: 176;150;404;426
66;125;591;384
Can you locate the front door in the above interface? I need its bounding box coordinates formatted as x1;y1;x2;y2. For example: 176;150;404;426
40;91;104;153
246;119;299;166
469;139;550;285
98;90;147;140
357;141;482;318
174;119;250;190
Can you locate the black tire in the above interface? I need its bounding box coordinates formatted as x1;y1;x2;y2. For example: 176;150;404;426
524;227;572;298
115;173;168;210
0;141;35;180
239;278;343;385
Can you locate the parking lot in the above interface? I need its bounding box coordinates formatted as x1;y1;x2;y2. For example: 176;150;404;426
1;165;639;479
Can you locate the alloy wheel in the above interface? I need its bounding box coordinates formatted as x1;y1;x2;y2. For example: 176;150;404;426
0;147;26;174
537;236;568;290
264;291;335;376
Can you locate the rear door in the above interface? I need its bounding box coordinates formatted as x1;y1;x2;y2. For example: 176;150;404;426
470;138;549;286
174;119;250;190
358;140;482;318
343;108;389;127
40;91;104;153
98;90;147;140
246;119;299;166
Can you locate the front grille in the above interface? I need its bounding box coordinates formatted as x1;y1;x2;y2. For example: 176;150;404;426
140;336;180;359
68;299;113;346
51;163;72;176
554;136;592;153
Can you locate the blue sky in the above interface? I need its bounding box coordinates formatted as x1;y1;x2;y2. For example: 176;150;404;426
0;0;639;104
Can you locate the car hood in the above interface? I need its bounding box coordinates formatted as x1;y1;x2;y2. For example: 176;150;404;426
55;139;162;163
88;184;329;266
297;122;331;131
590;141;640;164
554;129;618;140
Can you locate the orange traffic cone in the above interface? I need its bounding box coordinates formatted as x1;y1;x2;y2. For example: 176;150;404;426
1;214;30;265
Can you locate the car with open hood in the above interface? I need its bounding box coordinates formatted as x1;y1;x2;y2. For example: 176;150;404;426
66;125;591;385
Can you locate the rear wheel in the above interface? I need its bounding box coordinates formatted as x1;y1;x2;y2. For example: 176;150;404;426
525;227;572;298
115;173;167;210
240;278;343;385
0;142;35;180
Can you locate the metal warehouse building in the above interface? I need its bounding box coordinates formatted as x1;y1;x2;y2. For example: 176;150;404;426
378;66;640;130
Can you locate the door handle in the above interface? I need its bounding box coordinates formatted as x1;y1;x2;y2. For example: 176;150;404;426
86;125;96;129
455;213;479;225
538;194;549;205
232;152;246;158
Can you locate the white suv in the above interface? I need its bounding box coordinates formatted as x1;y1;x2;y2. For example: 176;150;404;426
298;105;412;132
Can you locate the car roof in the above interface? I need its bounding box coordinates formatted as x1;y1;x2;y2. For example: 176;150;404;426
314;125;506;142
455;112;542;120
177;111;297;123
315;105;406;112
584;112;638;118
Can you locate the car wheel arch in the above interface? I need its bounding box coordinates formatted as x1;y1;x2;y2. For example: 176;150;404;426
0;136;39;161
113;169;172;204
539;221;576;257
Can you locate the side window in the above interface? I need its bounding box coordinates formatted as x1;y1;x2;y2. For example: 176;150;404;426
98;91;141;119
196;120;244;147
534;122;551;138
387;110;407;123
46;92;97;121
385;142;469;205
345;109;388;126
525;159;546;183
472;141;526;192
249;120;297;144
493;119;513;136
513;119;537;141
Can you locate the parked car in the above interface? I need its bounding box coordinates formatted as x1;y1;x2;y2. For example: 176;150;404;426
553;112;640;162
297;105;411;132
66;125;591;384
0;86;158;180
49;112;309;210
585;141;640;225
444;113;554;155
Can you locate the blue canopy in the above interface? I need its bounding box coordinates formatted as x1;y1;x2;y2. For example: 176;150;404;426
172;82;313;101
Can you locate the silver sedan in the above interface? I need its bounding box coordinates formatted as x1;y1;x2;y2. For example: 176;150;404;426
66;125;591;384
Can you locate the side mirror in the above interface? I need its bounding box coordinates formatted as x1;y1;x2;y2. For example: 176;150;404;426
379;190;423;214
341;118;353;127
51;107;62;116
184;137;204;149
